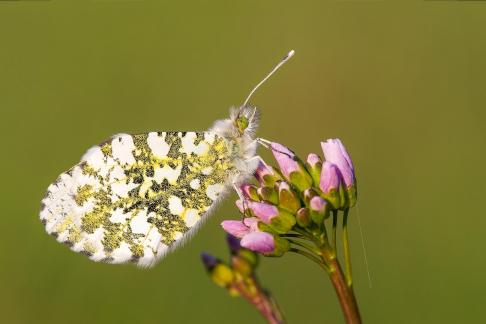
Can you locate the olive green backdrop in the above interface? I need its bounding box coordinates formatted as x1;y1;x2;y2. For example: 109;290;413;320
1;1;485;323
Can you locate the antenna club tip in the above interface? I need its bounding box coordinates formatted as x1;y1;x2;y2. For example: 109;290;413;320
288;50;295;57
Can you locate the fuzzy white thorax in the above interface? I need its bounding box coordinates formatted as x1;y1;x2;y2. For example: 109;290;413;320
208;105;260;185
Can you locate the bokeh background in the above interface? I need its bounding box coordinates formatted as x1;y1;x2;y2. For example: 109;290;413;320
1;1;485;323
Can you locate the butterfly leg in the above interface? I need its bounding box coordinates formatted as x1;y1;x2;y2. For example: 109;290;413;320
245;154;269;169
232;177;250;219
256;137;294;158
256;137;272;149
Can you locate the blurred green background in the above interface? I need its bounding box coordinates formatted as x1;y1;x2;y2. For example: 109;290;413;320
1;1;485;323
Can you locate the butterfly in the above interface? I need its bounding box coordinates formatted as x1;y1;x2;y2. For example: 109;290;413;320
40;50;294;267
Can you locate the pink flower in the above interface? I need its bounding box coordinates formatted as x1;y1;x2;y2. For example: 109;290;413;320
310;196;327;214
270;142;299;179
270;142;313;190
240;184;259;201
307;153;322;167
248;201;279;224
254;161;280;186
240;232;275;253
221;220;251;238
321;139;355;188
319;161;342;194
221;217;275;254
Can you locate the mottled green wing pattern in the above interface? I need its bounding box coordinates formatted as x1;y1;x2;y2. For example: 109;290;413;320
40;132;236;267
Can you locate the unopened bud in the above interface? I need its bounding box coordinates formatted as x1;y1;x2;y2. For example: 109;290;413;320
257;186;279;205
306;153;323;187
277;181;301;213
296;207;311;228
309;196;329;227
271;142;313;191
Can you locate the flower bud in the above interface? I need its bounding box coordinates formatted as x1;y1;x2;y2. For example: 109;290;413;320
201;252;219;271
309;196;329;226
211;263;235;287
303;188;319;206
321;139;357;208
257;186;279;205
277;181;301;213
319;161;342;209
201;253;234;287
322;138;355;185
226;234;243;255
296;207;311;228
306;153;323;187
227;234;259;269
271;142;313;191
268;208;296;234
221;220;250;238
248;201;296;234
240;231;275;254
235;199;254;217
265;235;290;257
240;184;260;201
254;161;281;187
248;201;279;224
237;248;259;269
231;255;253;277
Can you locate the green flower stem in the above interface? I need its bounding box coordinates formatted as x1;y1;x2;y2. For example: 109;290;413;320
320;245;362;324
332;210;338;252
289;248;330;272
342;208;353;287
233;276;285;324
286;238;321;255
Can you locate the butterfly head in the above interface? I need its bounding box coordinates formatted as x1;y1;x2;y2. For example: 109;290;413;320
232;105;260;138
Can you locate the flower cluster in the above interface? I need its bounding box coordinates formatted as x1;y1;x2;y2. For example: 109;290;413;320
221;138;356;255
201;235;259;292
201;235;284;323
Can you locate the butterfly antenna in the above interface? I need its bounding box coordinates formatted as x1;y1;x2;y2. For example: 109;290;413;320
242;50;295;107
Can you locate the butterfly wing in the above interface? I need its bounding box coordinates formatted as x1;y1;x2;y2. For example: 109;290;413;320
40;132;236;267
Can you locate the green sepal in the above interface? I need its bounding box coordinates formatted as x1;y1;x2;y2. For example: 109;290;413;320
264;236;290;257
303;188;319;206
261;167;283;187
278;186;301;213
238;249;259;269
245;185;260;201
310;204;329;228
268;209;296;234
296;207;311;228
305;161;322;188
347;185;357;208
323;188;341;210
289;168;313;192
258;186;279;205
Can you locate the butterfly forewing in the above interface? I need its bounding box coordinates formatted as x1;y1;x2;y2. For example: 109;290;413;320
40;131;236;267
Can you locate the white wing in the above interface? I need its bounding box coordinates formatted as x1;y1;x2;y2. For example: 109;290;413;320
40;132;237;267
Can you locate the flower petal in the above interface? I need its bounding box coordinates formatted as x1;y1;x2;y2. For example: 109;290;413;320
270;142;299;178
321;139;355;187
310;196;327;214
221;220;250;238
307;153;322;167
319;161;342;193
241;232;275;253
248;201;279;224
243;217;260;231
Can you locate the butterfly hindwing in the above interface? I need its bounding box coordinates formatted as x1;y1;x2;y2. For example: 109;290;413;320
40;131;237;267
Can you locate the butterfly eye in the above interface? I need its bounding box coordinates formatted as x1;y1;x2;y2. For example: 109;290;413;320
235;115;249;133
